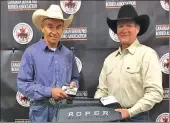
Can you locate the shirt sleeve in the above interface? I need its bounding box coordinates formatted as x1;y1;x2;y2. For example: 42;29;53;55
128;50;164;117
70;55;80;88
94;60;108;98
17;48;52;101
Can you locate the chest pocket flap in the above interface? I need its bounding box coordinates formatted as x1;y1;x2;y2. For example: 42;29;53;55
125;63;140;73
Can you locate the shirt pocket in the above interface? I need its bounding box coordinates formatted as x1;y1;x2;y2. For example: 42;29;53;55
105;60;118;75
60;62;72;73
106;64;118;83
125;64;140;74
59;62;72;84
124;63;142;86
106;67;113;75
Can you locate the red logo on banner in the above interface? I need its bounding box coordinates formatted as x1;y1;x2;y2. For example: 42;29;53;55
17;27;28;40
163;58;170;69
156;113;169;122
13;23;33;44
109;28;120;42
75;56;82;73
159;53;169;74
164;0;169;5
65;0;76;8
16;91;30;107
60;0;81;14
160;0;169;11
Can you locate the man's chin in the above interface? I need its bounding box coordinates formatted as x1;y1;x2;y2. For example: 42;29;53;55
50;40;59;43
120;39;130;43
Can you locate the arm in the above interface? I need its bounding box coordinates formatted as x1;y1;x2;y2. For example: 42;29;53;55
70;55;80;87
17;48;51;100
128;50;164;117
94;60;108;98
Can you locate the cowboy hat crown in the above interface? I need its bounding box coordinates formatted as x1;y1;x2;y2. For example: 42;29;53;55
107;4;150;36
117;4;138;19
32;4;73;30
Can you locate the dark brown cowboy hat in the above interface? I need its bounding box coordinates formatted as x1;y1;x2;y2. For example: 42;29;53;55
107;4;150;36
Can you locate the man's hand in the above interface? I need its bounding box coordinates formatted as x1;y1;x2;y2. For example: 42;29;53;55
51;88;68;100
115;108;130;119
69;81;77;88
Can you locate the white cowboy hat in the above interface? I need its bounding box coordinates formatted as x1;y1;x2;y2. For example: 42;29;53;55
32;4;73;30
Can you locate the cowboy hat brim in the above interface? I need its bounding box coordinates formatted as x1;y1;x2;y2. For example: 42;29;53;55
107;14;150;36
32;9;73;30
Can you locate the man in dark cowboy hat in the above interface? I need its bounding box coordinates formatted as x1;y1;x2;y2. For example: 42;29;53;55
17;4;79;122
95;4;163;122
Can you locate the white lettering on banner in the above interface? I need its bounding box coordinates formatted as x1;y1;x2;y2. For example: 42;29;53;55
11;61;21;73
11;68;19;72
61;28;87;40
7;0;37;10
22;0;32;4
76;91;88;97
63;34;87;39
156;25;169;38
7;1;22;4
15;119;30;122
106;1;136;7
64;28;87;34
32;0;37;3
8;5;18;9
18;4;37;9
163;89;169;99
156;26;169;30
156;31;169;36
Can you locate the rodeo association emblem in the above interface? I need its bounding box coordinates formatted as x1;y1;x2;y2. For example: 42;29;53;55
156;113;169;122
16;91;30;107
160;0;169;11
109;28;120;42
75;56;82;73
60;0;81;14
13;23;33;44
159;53;169;74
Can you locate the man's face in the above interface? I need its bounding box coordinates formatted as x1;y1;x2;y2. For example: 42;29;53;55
41;18;64;47
117;19;140;46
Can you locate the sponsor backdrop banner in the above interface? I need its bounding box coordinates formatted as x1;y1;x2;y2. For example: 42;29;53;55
1;0;169;122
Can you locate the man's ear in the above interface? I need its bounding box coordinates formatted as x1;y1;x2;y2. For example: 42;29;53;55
41;28;44;33
136;25;140;35
41;23;45;33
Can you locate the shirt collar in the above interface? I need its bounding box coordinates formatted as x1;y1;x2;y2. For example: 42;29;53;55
115;39;140;56
39;38;62;51
126;39;140;55
115;47;122;56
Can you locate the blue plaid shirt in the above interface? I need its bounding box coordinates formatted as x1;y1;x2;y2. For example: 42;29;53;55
17;38;80;101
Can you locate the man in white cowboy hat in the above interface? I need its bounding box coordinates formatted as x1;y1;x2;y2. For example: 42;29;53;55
17;4;79;122
94;4;163;122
